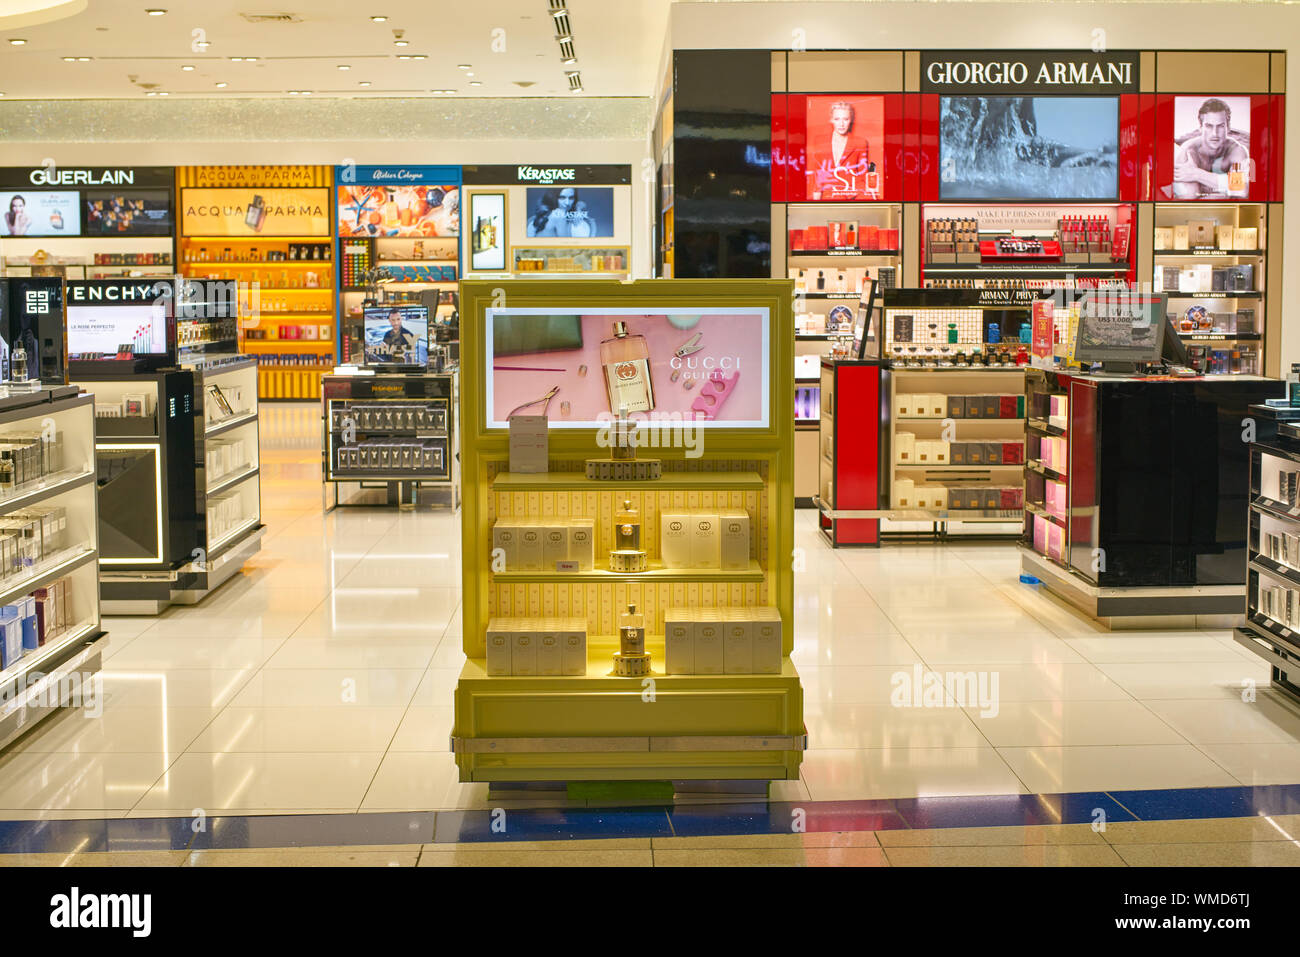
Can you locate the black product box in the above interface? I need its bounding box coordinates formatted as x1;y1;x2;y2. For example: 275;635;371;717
960;488;982;510
947;395;965;419
967;443;985;464
1228;264;1254;291
1211;268;1227;292
985;443;1002;465
950;443;968;465
948;487;965;510
964;397;984;419
1237;309;1256;334
982;489;1001;510
982;395;1000;418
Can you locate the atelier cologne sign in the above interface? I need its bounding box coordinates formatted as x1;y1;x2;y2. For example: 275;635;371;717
921;50;1140;95
181;188;331;237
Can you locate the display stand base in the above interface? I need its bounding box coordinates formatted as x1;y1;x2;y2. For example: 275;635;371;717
1019;546;1245;628
100;524;265;615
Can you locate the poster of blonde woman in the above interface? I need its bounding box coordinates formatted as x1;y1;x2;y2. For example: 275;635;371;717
804;95;884;200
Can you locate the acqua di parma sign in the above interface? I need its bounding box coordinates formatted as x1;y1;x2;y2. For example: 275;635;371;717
921;50;1140;95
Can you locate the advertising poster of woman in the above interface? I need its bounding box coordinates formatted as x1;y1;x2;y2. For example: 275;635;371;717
804;95;885;201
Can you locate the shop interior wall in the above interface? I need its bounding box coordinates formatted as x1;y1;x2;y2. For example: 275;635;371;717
669;0;1300;374
0;104;653;279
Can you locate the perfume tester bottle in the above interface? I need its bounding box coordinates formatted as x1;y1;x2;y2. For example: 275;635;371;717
613;602;651;677
600;322;654;413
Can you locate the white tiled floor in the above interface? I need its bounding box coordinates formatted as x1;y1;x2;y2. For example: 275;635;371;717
0;399;1297;818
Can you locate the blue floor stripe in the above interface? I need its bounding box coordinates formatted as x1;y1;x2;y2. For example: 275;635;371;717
3;784;1300;853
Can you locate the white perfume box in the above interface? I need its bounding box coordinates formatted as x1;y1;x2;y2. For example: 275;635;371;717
723;610;752;674
719;508;750;571
694;612;724;674
512;629;538;676
751;607;782;674
542;525;568;570
486;619;512;676
567;519;594;570
537;629;563;676
491;521;517;570
561;621;587;676
516;525;543;571
1195;264;1213;293
689;512;720;569
664;610;694;675
660;510;691;569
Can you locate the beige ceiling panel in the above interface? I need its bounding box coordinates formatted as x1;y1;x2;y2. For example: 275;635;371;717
788;52;903;92
772;52;787;92
1272;52;1286;93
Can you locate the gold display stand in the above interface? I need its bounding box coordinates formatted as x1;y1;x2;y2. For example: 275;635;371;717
452;279;803;782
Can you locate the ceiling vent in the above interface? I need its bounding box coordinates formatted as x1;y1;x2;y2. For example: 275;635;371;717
240;13;304;23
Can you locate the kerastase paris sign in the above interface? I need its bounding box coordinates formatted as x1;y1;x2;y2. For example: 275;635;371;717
517;165;576;185
921;50;1140;95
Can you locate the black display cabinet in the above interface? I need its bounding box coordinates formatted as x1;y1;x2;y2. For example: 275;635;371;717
1021;369;1283;623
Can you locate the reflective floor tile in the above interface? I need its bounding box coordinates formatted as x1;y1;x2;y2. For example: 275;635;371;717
419;848;652;866
800;748;1027;802
1096;660;1270;700
875;823;1104;846
883;843;1124;866
132;752;385;811
387;708;454;752
1113;841;1300;866
6;706;218;755
1145;696;1300;745
965;700;1185;748
185;848;419;866
995;745;1240;795
227;669;425;709
653;847;887;866
185;707;408;752
1101;814;1300;844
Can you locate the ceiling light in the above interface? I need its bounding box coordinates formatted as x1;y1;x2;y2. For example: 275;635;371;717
158;91;168;96
550;7;566;18
215;81;227;87
337;64;350;70
469;81;481;87
465;71;473;77
63;57;75;62
412;55;425;60
9;39;27;46
181;64;194;71
358;81;371;86
145;8;167;14
397;55;410;60
572;86;583;93
370;15;387;21
195;40;209;49
564;70;579;77
555;34;571;42
457;64;471;70
562;56;577;65
78;57;90;61
393;40;408;46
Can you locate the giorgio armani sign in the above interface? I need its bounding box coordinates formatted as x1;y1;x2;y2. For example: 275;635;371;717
921;50;1140;95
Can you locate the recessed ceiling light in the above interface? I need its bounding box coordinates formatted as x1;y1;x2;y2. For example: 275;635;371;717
393;40;408;46
370;15;387;21
337;64;350;70
9;39;27;46
562;56;577;65
397;55;410;60
465;71;473;77
195;40;209;49
572;86;583;93
555;34;572;42
358;81;371;86
145;9;167;15
181;64;194;71
215;81;227;87
564;70;579;77
469;81;482;87
457;64;471;70
412;55;425;60
62;57;75;62
550;7;566;18
159;91;168;95
78;56;90;61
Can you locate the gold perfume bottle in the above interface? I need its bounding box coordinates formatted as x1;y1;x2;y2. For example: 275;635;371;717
609;497;647;572
613;602;651;677
600;322;654;414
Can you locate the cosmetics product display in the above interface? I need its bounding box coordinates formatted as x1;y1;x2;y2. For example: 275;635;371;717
663;606;782;675
0;576;73;670
485;618;588;676
491;517;595;572
660;507;751;570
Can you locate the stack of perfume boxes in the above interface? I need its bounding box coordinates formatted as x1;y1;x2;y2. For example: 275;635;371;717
492;518;595;572
663;607;782;675
0;431;62;492
659;509;751;570
894;435;1025;467
0;576;72;669
485;618;588;676
0;505;67;581
1259;579;1300;629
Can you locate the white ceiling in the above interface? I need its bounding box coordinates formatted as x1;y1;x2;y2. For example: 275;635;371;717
0;0;671;99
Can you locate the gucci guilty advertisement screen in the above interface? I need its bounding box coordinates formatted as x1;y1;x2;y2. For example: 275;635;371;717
484;308;770;429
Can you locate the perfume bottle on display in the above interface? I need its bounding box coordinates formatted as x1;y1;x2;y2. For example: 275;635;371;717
609;497;647;572
612;602;651;677
600;322;654;413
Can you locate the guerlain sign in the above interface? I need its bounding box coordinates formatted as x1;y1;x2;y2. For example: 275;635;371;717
921;50;1140;95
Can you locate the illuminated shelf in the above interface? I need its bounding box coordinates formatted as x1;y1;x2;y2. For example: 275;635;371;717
491;470;764;492
242;340;334;352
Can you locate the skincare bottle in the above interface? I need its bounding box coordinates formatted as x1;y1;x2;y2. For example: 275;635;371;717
600;322;654;413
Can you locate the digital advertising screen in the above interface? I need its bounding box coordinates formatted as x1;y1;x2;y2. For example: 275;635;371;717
803;94;886;201
469;192;506;270
363;304;429;366
0;191;80;236
523;186;615;238
939;96;1119;200
67;302;169;359
1166;95;1252;200
338;185;459;237
84;189;173;236
485;307;771;429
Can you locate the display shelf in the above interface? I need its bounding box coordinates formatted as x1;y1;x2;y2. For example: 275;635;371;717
1166;291;1263;299
207;464;258;497
1026;460;1068;481
893;462;1024;472
0;618;99;696
491;470;765;492
1253;496;1300;523
204;411;259;437
790;250;901;259
0;469;95;515
1024;501;1067;527
491;559;765;584
208;515;263;557
241;340;335;352
0;546;96;612
1178;333;1262;342
1154;249;1263;257
454;278;801;783
1251;556;1300;590
1027;418;1066;437
800;292;864;300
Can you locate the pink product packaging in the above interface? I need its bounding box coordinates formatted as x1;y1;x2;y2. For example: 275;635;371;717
1046;480;1067;518
1033;515;1048;554
1047;522;1065;562
1049;395;1066;420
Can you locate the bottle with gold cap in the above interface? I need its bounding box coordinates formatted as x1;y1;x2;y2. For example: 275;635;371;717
609;497;647;572
613;602;651;676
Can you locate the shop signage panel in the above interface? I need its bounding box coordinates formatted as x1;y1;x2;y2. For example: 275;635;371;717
0;166;175;189
338;165;461;186
461;165;632;186
921;50;1140;95
181;187;331;237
